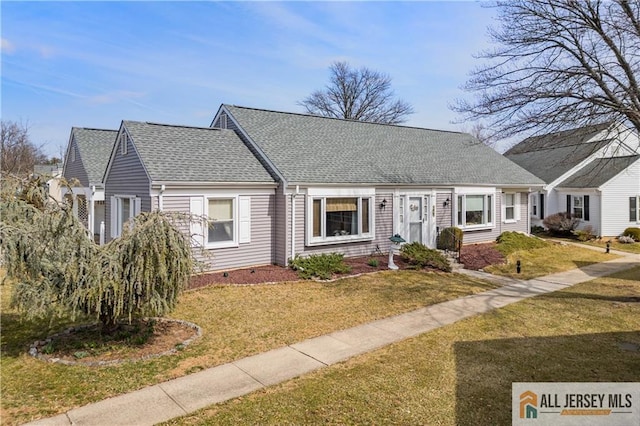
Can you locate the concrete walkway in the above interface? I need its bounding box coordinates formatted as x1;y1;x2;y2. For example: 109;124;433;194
25;251;639;426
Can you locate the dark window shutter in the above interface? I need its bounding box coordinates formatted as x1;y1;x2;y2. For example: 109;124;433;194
566;195;571;216
631;197;638;222
584;195;590;221
540;194;545;219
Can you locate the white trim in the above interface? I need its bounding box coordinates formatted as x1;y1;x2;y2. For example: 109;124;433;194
307;187;376;197
502;192;518;223
238;196;251;243
455;192;495;230
305;194;375;246
204;195;239;249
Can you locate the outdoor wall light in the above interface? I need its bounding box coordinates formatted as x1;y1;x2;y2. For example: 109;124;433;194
380;199;387;210
443;197;450;207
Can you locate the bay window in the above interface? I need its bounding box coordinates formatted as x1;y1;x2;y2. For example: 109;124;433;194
308;196;373;243
457;194;493;228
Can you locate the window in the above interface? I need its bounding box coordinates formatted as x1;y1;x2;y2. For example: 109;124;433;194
566;194;590;221
219;113;228;129
189;195;250;248
531;195;537;217
573;196;583;219
208;198;234;243
505;194;516;221
457;194;493;228
308;196;373;243
71;146;76;162
631;196;639;222
111;196;140;238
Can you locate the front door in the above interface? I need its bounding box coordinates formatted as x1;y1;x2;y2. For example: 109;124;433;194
398;194;433;247
408;196;423;243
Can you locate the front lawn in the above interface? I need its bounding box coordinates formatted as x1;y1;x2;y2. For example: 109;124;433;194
484;239;617;280
164;267;640;425
582;238;640;254
0;270;497;425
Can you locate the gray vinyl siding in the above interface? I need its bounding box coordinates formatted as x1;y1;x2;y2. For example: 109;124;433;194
104;136;151;240
163;194;275;271
462;191;529;244
436;191;454;233
297;192;394;258
63;138;90;187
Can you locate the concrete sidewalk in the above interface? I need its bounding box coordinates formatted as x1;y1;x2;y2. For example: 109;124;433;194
25;253;639;426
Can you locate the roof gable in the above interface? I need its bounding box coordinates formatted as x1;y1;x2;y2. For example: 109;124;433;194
557;155;640;188
65;128;117;186
222;105;544;186
121;121;274;183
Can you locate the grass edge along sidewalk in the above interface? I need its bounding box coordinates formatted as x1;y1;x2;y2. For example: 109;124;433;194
23;253;639;426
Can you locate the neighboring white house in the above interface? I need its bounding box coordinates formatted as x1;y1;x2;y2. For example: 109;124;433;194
33;163;64;202
505;122;640;237
62;127;118;240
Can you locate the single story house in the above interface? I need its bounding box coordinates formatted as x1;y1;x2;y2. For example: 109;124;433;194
103;105;544;271
504;122;640;237
62;127;118;238
33;162;64;203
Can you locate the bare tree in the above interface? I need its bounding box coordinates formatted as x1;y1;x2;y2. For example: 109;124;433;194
1;120;48;177
299;61;414;124
463;122;499;149
453;0;640;143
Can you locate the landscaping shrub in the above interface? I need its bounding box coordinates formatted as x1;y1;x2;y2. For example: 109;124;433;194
618;235;636;244
622;227;640;242
530;225;546;235
542;212;580;236
573;225;597;242
289;253;351;280
437;226;463;251
367;258;379;267
400;242;451;272
495;231;549;256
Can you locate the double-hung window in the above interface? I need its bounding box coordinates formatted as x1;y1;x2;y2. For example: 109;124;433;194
308;195;373;244
631;196;639;222
456;194;493;229
208;198;234;244
531;194;538;217
190;195;250;248
567;195;590;221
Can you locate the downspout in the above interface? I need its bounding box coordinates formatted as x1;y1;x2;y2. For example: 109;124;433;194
290;185;300;263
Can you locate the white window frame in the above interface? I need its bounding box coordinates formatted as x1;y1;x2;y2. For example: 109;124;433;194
111;195;140;238
530;194;538;218
630;196;639;223
206;196;238;249
455;193;495;230
502;192;520;224
572;195;584;220
306;190;375;246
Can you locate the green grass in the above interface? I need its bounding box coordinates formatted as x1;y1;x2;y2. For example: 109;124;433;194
485;241;617;280
1;270;498;425
163;267;640;425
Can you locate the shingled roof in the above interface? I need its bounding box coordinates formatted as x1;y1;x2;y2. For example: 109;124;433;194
122;121;274;183
71;128;118;186
557;155;640;188
504;123;612;184
223;105;544;186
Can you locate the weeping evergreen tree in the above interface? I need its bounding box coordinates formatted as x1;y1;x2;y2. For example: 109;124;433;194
1;175;194;333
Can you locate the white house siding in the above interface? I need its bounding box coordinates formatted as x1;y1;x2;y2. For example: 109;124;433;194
63;138;90;187
556;190;602;235
104;137;151;240
600;160;640;236
163;194;275;271
297;192;394;259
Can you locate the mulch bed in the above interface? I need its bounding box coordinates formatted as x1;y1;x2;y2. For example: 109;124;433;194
188;254;411;289
459;242;506;270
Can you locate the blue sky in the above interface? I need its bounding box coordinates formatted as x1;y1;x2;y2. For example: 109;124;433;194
1;1;498;159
